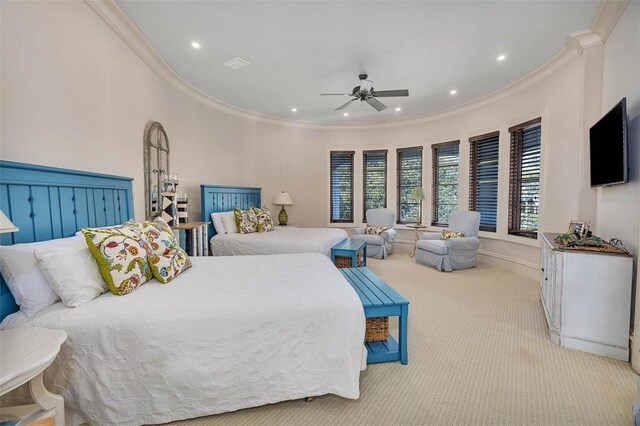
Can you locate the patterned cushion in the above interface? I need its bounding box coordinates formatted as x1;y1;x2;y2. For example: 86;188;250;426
366;225;387;235
441;229;465;239
234;208;258;234
253;207;275;233
130;218;192;284
81;226;153;296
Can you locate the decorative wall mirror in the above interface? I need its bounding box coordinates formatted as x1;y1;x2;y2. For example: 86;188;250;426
144;121;170;220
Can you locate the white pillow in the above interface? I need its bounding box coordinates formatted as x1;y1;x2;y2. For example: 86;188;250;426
221;212;238;234
210;213;226;235
0;236;86;316
34;244;107;308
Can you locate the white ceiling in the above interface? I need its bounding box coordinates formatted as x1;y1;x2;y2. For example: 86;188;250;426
117;1;600;124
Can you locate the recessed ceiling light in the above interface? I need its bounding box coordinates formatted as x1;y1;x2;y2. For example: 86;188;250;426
395;107;402;112
497;54;506;61
291;108;297;112
191;41;201;49
343;112;349;117
449;89;457;95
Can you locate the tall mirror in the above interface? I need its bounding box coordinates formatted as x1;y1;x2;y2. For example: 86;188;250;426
144;121;170;220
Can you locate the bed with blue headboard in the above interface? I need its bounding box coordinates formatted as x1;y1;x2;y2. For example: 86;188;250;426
0;160;133;321
200;183;348;257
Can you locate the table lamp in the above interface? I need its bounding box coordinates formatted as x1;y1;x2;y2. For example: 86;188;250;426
272;191;293;226
410;187;427;225
0;210;19;234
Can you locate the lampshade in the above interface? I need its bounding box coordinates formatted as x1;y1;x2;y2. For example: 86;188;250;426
0;210;19;233
410;187;427;200
272;191;293;206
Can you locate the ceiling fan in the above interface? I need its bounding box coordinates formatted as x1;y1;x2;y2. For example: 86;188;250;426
321;74;409;112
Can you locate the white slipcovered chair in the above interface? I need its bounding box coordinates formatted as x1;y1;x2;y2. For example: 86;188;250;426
415;211;480;272
352;208;397;259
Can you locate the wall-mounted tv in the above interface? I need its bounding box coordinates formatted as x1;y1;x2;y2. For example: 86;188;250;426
590;97;628;187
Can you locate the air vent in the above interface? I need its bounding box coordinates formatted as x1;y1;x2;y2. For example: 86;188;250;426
224;57;250;70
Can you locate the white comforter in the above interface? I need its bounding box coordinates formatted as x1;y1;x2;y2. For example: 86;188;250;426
210;227;348;257
1;254;365;426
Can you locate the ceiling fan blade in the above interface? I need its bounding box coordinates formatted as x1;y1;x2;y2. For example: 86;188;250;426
366;97;387;112
321;93;352;96
372;89;409;97
335;98;358;111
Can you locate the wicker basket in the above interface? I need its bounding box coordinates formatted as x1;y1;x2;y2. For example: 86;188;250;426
334;253;363;268
365;317;389;342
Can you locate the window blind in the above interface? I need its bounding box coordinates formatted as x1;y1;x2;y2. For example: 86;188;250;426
469;132;499;232
330;151;355;223
508;118;541;238
363;150;388;222
396;147;423;224
432;141;459;226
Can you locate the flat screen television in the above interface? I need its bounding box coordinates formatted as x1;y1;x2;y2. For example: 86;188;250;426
589;97;628;187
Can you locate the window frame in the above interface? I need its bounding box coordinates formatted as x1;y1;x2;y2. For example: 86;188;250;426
469;131;500;232
362;149;388;222
329;151;355;223
431;140;460;227
508;118;542;239
396;146;424;225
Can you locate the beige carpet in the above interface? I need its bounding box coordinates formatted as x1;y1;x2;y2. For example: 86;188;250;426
170;256;637;425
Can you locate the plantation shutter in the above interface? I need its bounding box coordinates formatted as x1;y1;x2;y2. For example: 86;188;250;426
469;132;499;232
396;147;423;224
431;141;460;226
330;151;355;223
363;150;388;222
508;118;541;238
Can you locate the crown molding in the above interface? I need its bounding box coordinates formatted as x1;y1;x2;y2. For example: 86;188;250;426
84;0;620;131
590;0;629;43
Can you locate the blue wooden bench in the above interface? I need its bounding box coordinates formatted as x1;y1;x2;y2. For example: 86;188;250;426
339;267;409;365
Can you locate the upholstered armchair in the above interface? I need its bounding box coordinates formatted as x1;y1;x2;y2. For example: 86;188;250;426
352;208;397;259
415;211;481;272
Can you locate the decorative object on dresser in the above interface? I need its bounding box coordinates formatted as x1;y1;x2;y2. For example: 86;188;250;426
409;187;427;225
171;221;209;256
176;192;189;224
540;233;633;361
0;327;67;426
272;191;294;226
144;121;170;220
331;238;366;268
339;267;409;365
352;208;397;259
415;211;480;271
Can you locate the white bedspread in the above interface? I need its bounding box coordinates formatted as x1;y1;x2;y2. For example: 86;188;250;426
1;254;365;426
210;227;348;257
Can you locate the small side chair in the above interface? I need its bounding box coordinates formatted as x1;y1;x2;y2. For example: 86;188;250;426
352;208;397;259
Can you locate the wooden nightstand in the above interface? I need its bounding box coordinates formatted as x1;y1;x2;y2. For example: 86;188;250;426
0;327;67;426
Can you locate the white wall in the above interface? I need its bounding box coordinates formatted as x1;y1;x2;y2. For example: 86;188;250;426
0;1;612;279
598;1;640;369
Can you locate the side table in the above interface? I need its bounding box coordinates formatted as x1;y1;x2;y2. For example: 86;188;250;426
406;224;428;257
0;327;67;426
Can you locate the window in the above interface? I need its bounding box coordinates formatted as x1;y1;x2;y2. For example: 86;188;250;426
396;147;423;224
431;141;459;226
469;132;499;232
508;118;541;238
363;150;388;221
330;151;355;223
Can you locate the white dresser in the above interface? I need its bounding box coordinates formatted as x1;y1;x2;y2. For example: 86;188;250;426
540;233;633;361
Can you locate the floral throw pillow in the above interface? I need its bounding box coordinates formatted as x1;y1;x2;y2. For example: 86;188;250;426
441;230;465;239
130;218;192;284
366;225;388;235
253;207;275;233
81;226;153;296
234;208;258;234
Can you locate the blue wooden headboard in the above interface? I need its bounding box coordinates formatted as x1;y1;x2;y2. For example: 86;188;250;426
0;161;134;321
200;185;261;237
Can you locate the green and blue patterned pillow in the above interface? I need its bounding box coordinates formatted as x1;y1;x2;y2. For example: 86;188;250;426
81;225;153;296
234;208;258;234
253;207;275;233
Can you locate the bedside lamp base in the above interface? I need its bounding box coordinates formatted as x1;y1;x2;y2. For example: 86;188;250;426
278;206;288;226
